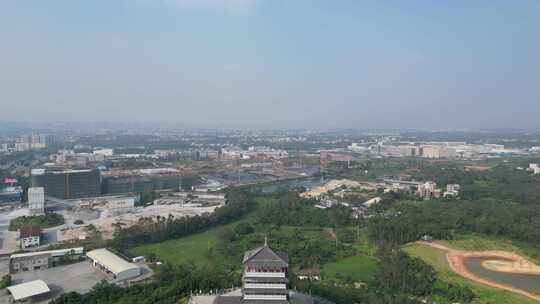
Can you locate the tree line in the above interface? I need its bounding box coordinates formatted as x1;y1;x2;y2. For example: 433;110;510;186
111;188;252;251
367;199;540;247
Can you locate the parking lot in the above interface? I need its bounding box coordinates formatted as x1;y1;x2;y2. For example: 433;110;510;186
9;261;110;302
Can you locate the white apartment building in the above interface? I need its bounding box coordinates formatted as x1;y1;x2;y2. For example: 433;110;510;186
28;187;45;216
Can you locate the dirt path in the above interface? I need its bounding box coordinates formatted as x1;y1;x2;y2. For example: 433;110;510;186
325;228;337;240
416;241;540;302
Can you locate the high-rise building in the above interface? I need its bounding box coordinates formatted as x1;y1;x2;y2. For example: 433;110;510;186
28;187;45;215
31;169;101;199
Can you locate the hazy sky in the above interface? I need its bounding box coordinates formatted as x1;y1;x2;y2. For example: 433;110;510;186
1;0;539;129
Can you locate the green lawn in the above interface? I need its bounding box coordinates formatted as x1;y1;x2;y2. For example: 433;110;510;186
129;196;275;266
403;243;538;304
129;228;218;266
321;255;378;283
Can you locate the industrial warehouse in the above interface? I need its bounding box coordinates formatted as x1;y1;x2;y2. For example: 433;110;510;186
0;247;148;303
86;248;141;282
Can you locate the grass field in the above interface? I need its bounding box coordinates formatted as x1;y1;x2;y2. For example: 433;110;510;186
129;196;276;266
403;242;539;304
321;255;378;283
439;233;540;263
129;228;219;266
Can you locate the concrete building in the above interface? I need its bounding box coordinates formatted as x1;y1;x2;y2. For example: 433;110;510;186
28;187;45;215
9;247;84;273
444;184;461;197
416;182;442;200
31;168;101;199
87;248;141;281
20;225;41;249
10;253;50;273
102;168;182;195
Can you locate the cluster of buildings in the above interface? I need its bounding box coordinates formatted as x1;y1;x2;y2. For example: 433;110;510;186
348;142;527;159
221;146;289;160
153;146;289;161
28;166;190;200
0;133;51;153
102;168;183;195
0;178;23;204
49;149;109;167
368;144;457;158
6;247;143;302
383;179;460;199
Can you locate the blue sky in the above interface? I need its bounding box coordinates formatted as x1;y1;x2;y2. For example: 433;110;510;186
0;0;539;129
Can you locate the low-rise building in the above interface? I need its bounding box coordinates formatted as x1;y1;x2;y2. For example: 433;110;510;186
7;280;50;303
416;182;441;200
10;253;50;273
20;225;41;249
9;247;84;274
444;184;461;197
87;248;141;281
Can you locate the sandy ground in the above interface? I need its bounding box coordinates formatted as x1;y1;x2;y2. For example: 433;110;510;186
300;179;362;198
482;259;540;275
417;241;540;302
61;205;218;240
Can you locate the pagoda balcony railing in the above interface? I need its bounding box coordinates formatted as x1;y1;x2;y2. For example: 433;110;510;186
243;294;288;301
243;271;286;278
244;283;286;289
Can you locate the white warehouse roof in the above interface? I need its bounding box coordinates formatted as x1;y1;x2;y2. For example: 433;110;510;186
7;280;50;301
87;248;139;275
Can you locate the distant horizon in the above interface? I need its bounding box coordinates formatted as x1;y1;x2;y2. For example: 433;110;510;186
0;120;539;134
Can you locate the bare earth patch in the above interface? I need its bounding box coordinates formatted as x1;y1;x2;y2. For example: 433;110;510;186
417;241;540;302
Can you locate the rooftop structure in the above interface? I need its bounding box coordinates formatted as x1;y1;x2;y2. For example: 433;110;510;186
7;280;50;302
10;247;84;260
20;225;41;239
87;248;141;281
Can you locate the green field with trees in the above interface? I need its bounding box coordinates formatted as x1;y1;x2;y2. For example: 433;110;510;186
9;213;64;231
321;255;378;284
404;242;537;304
